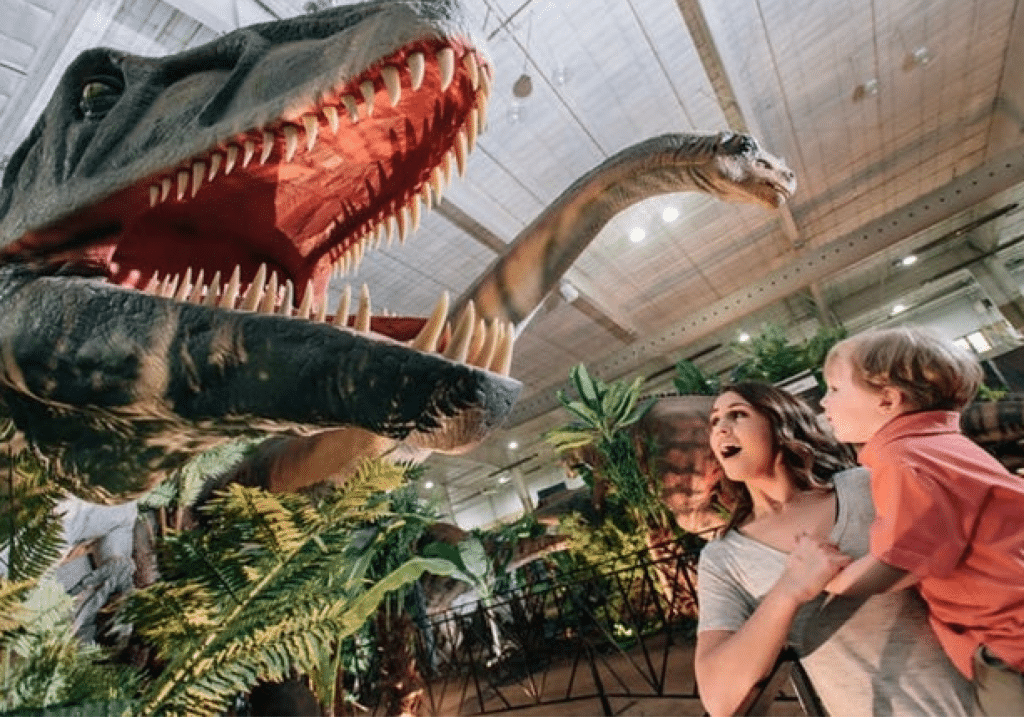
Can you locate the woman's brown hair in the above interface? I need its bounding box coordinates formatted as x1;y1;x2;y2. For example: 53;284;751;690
716;381;856;533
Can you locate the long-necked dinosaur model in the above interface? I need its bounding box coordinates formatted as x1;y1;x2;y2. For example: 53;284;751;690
0;0;796;503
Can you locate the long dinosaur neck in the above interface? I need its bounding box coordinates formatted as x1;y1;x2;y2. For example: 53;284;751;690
455;134;725;332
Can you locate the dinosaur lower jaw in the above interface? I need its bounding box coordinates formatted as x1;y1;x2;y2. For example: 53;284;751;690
133;265;515;375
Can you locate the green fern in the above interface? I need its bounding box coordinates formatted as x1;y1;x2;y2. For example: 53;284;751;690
122;466;465;717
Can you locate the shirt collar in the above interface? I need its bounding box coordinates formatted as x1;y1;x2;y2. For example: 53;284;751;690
858;410;961;465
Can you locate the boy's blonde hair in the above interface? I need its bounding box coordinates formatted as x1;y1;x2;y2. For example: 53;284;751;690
825;325;983;411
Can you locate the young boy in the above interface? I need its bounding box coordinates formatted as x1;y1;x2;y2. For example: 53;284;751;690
819;325;1024;716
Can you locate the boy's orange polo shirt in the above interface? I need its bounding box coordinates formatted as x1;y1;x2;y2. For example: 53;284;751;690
860;410;1024;678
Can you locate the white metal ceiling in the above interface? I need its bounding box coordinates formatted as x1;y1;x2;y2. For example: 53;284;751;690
3;0;1024;514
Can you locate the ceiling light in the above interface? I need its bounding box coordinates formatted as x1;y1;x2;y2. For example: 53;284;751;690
629;227;645;243
558;280;579;303
512;73;533;98
424;480;434;489
890;303;907;316
662;206;679;222
900;254;918;267
905;46;933;70
498;474;510;484
853;78;879;102
737;331;751;343
552;65;571;87
508;440;519;450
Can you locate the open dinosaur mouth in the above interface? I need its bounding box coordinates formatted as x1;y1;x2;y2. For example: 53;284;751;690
9;38;513;376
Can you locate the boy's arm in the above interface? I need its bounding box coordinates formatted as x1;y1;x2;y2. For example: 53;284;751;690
824;554;917;596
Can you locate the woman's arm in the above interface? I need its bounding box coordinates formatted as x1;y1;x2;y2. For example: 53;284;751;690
695;535;851;716
695;585;803;716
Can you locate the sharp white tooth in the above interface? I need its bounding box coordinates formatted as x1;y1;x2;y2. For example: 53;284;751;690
219;265;241;309
149;185;159;207
444;300;475;363
203;271;222;307
279;280;294;316
243;139;256;167
420;182;432;211
283;125;299;163
260;130;275;164
302;114;318;152
430;165;444;201
407;52;425;91
173;268;193;301
352;240;363;271
437;47;455;91
225;145;239;175
359;80;376;116
382;65;401;106
476;318;499;369
355;283;371;331
315;292;327;323
176;170;189;201
191;161;205;198
160;177;172;202
258;272;279;314
410;195;421;233
240;263;267;311
387;214;398;247
332;284;351;327
160;273;178;298
479;61;492;99
187;269;206;303
467;317;486;365
491;321;515;375
477;91;489;131
298;280;314;319
462;52;480;91
208;152;222;181
360;233;370;255
454;130;468;176
410;291;449;352
323;105;339;133
374;221;386;248
443;150;454;186
396;205;408;244
144;272;160;294
467;108;479;152
341;94;359;122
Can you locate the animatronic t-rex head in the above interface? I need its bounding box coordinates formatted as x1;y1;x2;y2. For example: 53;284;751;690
0;1;520;502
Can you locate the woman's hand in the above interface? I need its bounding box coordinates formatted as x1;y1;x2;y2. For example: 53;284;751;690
777;533;853;604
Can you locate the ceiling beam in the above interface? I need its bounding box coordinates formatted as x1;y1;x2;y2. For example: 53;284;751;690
507;142;1024;426
159;0;277;34
989;0;1024;155
674;0;803;250
438;198;640;338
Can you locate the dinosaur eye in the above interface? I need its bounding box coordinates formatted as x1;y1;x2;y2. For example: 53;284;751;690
79;77;123;119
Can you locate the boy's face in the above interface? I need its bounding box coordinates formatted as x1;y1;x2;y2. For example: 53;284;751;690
821;354;894;444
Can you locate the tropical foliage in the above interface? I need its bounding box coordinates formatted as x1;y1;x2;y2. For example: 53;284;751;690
1;447;470;717
545;364;666;532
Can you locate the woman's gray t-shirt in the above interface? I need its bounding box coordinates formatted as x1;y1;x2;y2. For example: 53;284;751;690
697;468;972;716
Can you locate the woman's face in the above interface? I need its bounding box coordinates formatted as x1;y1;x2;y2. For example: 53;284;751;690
709;391;777;481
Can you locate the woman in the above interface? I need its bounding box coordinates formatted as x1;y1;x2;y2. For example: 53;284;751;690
694;381;971;716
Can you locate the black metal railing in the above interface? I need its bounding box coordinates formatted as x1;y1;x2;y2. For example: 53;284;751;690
411;537;707;715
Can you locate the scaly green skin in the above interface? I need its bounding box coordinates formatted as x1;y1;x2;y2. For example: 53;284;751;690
0;1;519;502
0;0;800;503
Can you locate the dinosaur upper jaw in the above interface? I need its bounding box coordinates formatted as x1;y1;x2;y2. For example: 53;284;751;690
8;37;489;330
0;3;527;499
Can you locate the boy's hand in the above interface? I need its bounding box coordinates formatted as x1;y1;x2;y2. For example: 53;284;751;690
779;533;853;603
823;554;914;597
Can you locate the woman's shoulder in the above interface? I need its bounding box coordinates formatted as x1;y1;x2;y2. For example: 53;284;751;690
832;465;869;492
